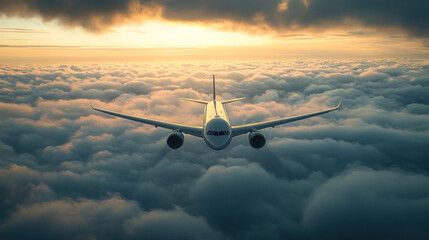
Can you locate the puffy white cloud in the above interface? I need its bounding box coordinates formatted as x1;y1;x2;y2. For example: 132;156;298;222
1;59;429;239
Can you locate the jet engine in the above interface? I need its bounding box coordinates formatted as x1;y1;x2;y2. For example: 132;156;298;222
248;131;266;149
167;131;184;149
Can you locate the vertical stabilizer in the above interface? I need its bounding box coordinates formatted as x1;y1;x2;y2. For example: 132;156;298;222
213;74;218;115
213;74;216;101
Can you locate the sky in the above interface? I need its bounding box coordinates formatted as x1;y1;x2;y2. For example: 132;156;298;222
1;1;429;240
1;0;429;63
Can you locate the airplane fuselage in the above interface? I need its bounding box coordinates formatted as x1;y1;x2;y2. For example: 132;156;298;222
203;101;232;150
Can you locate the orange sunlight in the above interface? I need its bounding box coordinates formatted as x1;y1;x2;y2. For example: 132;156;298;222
1;16;428;63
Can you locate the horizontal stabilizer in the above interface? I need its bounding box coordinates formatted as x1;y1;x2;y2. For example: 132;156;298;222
181;98;209;104
221;97;246;104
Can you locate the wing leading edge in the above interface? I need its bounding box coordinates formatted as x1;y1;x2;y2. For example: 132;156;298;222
231;99;341;137
90;101;203;137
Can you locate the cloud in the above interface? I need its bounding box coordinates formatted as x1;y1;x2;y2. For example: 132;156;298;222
303;168;429;239
0;59;429;239
124;208;224;240
189;164;305;238
0;0;162;33
0;0;428;38
0;196;140;240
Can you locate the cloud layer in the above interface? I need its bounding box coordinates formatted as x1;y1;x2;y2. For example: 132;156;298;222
1;59;429;239
1;0;428;37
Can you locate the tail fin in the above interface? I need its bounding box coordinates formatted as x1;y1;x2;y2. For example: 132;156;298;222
180;75;216;105
181;75;243;105
213;74;245;104
213;74;216;101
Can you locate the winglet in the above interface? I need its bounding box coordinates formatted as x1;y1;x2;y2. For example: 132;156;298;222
90;99;95;109
336;98;342;109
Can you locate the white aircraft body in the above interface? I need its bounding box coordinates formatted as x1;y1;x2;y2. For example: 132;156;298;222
91;75;341;150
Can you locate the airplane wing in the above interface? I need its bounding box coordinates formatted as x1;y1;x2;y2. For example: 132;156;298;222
90;101;203;137
231;99;341;137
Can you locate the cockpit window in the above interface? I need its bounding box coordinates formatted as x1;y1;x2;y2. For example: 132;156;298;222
207;130;230;136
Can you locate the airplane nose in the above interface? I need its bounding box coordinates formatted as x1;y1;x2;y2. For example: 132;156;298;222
207;135;224;147
206;135;230;150
205;118;231;150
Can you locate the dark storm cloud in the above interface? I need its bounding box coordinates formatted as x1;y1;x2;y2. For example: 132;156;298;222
161;0;429;38
0;0;159;32
1;0;429;38
1;59;429;239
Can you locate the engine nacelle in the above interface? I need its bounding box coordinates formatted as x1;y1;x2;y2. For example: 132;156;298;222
248;131;266;149
167;131;184;149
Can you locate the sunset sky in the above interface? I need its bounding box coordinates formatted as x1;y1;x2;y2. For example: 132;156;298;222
1;0;429;63
1;1;429;240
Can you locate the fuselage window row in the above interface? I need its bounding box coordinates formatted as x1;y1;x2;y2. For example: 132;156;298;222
206;130;230;136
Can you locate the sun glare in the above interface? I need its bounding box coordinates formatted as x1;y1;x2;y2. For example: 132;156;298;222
0;16;268;48
112;21;269;48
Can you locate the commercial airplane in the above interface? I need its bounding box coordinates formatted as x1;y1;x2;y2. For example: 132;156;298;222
91;75;341;150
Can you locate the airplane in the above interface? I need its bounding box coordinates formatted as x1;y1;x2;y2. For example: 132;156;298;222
91;75;341;150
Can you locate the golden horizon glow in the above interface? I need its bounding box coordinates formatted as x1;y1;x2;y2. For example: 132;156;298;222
0;16;269;47
1;15;428;64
